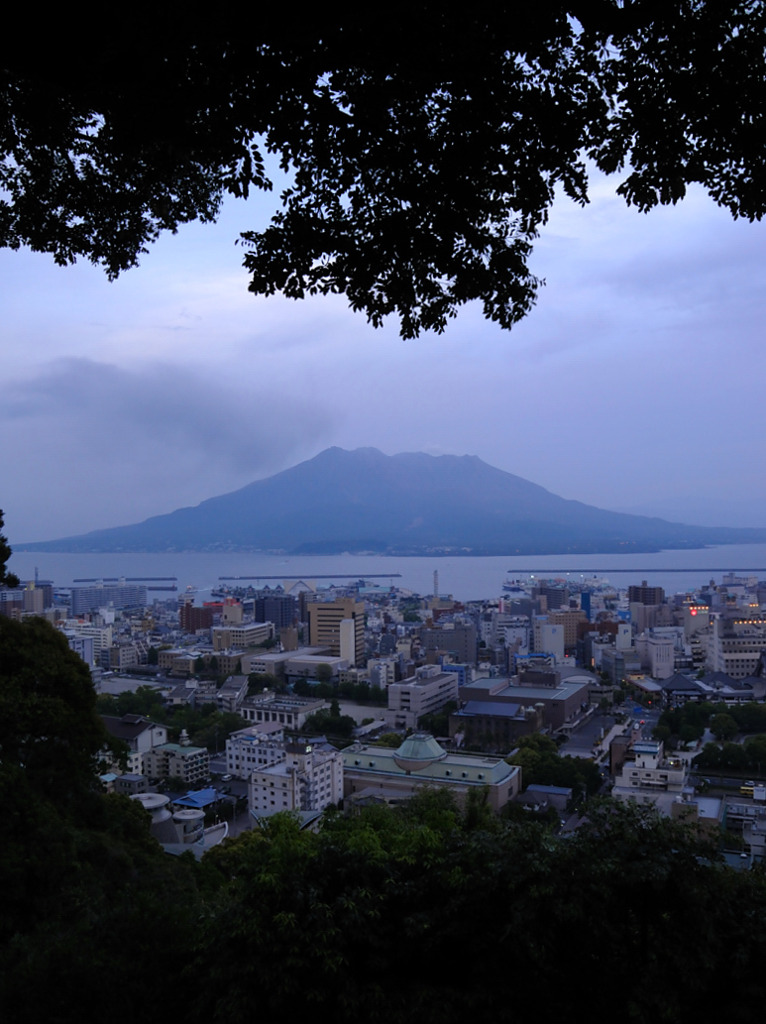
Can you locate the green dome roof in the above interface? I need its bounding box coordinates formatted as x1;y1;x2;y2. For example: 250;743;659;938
393;732;447;772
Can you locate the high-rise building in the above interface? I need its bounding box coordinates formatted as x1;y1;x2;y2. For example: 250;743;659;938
307;598;365;666
254;593;297;630
628;581;665;606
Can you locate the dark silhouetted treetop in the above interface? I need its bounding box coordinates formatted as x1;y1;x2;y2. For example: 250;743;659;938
0;510;19;587
2;7;765;336
0;616;109;799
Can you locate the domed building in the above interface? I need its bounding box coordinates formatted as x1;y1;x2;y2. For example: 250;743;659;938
342;732;521;812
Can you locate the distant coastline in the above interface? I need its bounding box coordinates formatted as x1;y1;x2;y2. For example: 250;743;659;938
9;544;766;604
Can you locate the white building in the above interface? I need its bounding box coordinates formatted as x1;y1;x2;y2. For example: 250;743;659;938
708;615;766;679
100;714;168;775
249;741;343;815
225;723;286;779
386;665;459;729
239;691;326;730
60;621;113;665
612;740;688;816
533;618;565;664
367;657;398;689
635;634;675;679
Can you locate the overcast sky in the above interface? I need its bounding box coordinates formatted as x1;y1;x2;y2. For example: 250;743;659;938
3;167;765;544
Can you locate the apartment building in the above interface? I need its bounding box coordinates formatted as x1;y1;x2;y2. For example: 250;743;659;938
249;741;343;815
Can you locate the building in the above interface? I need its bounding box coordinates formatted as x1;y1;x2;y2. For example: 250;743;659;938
70;583;147;616
307;598;365;666
216;674;249;712
225;723;286;778
611;739;688;815
249;740;343;815
532;618;565;664
628;581;665;606
211;621;274;651
254;593;297;630
459;671;591;733
708;614;766;679
450;700;544;753
239;691;326;730
64;631;95;667
342;733;521;813
532;583;570;610
635;633;675;679
386;665;459;729
100;714;168;775
283;653;349;682
546;608;587;650
180;600;214;633
61;621;113;665
420;622;477;664
144;736;210;787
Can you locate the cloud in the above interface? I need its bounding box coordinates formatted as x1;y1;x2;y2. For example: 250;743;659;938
2;358;335;540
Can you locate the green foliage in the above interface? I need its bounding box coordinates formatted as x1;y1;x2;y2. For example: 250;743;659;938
656;701;714;747
710;712;738;742
508;733;601;802
113;684;167;720
0;619;204;1021
338;679;387;704
694;733;766;776
97;683;246;752
315;662;333;684
0;617;108;799
190;795;766;1024
248;671;284;695
418;699;457;737
303;703;356;739
8;609;766;1023
110;10;764;335
0;509;19;587
375;732;404;748
727;702;766;734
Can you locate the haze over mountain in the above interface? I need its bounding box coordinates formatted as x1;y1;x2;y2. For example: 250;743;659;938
18;447;766;555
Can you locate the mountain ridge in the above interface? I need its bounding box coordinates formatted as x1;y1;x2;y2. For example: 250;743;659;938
17;447;766;555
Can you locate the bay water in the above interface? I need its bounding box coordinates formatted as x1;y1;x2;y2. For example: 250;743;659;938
9;543;766;603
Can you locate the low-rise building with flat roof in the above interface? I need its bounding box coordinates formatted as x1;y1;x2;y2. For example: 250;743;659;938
459;671;590;732
239;690;326;730
450;699;543;753
342;733;521;813
385;665;459;729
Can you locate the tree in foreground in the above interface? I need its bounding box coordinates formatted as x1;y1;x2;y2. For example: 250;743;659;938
2;6;766;336
5;614;766;1023
0;510;19;587
191;795;766;1024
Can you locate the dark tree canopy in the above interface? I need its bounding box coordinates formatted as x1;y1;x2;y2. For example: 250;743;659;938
0;510;19;587
2;6;765;336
